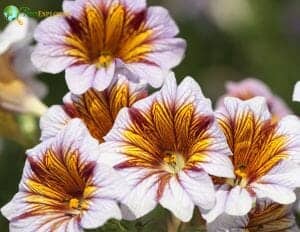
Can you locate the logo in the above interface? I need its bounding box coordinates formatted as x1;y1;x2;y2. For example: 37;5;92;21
3;5;23;25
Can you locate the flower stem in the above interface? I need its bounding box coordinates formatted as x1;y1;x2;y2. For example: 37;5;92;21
167;214;182;232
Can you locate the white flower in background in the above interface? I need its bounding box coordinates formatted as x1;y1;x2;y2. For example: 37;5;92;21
1;119;126;231
293;81;300;102
203;97;300;222
208;200;298;232
217;78;292;121
40;75;147;141
99;73;234;222
32;0;186;94
0;14;47;116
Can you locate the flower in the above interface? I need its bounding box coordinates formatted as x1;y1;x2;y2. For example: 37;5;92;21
208;200;298;232
203;97;300;222
0;14;47;116
31;0;186;94
40;75;147;141
216;78;291;120
1;119;126;231
293;81;300;102
99;73;234;222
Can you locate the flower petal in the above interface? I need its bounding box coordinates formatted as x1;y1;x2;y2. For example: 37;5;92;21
92;62;116;91
40;105;71;141
65;64;96;94
225;186;253;216
179;170;215;210
293;81;300;102
81;198;121;229
120;169;159;220
202;185;230;223
159;176;194;222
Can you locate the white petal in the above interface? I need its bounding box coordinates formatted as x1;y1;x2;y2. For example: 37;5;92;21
92;164;130;201
257;160;300;188
81;199;121;229
159;176;194;222
146;6;179;38
120;169;159;220
225;186;253;216
124;63;166;88
220;96;271;122
207;214;247;232
40;105;71;141
31;44;75;74
179;170;215;210
146;38;186;69
65;64;96;94
92;62;116;91
0;15;35;54
123;0;146;12
252;183;296;205
202;185;230;223
200;152;234;178
276;115;300;163
293;81;300;102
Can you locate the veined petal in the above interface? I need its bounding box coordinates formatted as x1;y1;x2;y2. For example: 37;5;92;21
41;75;147;142
225;186;253;216
217;96;298;185
208;200;297;232
201;185;230;223
120;168;159;220
65;64;96;95
159;176;195;222
103;74;232;219
32;0;186;93
2;119;124;231
40;105;71;141
217;78;292;120
179;170;215;210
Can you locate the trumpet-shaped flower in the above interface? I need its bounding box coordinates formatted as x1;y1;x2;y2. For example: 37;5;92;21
0;14;47;115
217;78;291;120
99;73;234;222
208;200;298;232
203;97;300;222
40;75;147;141
1;119;126;231
31;0;186;94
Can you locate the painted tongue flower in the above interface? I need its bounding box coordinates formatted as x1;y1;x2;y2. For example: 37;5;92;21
0;14;47;116
40;75;147;141
216;78;292;120
203;97;300;222
208;200;298;232
99;73;234;222
31;0;186;94
1;119;126;231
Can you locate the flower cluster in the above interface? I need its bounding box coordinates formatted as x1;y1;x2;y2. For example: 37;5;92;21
2;0;300;231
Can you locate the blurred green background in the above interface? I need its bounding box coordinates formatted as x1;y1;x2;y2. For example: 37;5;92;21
1;0;300;230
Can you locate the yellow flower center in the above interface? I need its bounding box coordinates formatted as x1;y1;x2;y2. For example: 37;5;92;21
163;151;185;174
225;165;248;188
65;3;153;68
97;51;113;68
69;198;81;210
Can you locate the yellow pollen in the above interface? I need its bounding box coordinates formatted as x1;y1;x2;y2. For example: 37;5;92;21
69;198;81;210
234;165;248;188
97;51;113;68
163;151;185;174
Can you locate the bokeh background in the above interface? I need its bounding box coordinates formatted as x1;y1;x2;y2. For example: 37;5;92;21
1;0;300;230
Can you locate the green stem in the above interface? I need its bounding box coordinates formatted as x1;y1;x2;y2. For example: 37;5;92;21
167;214;182;232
